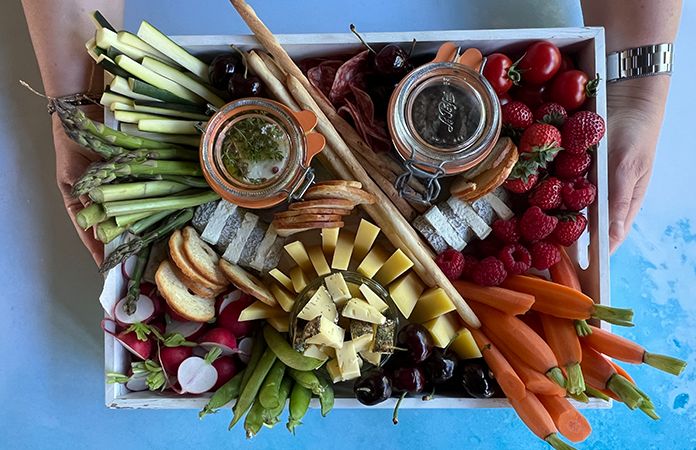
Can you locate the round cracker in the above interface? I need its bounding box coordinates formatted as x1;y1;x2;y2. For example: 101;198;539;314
314;180;362;189
169;230;227;292
218;259;277;307
274;214;343;225
155;259;216;322
303;185;376;205
181;226;229;286
274;208;351;219
289;198;355;211
272;220;345;238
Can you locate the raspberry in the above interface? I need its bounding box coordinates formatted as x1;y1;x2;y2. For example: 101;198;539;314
562;177;597;211
553;151;591;180
492;217;521;244
472;256;508;286
502;101;534;129
498;244;532;275
529;240;561;270
520;206;559;242
460;254;480;280
477;235;505;258
528;177;563;210
435;249;465;281
534;102;568;127
562;111;606;154
552;213;588;246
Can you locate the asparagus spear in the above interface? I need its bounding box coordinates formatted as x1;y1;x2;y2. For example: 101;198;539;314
102;190;218;217
128;209;177;235
97;217;128;244
76;203;106;230
123;245;151;315
89;180;190;203
61;128;198;160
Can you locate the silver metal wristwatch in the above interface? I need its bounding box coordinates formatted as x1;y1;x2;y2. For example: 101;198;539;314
606;43;674;83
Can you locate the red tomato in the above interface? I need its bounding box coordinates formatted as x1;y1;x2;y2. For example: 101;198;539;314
550;69;598;111
519;41;562;84
483;53;519;95
557;54;575;74
510;82;550;110
498;92;512;106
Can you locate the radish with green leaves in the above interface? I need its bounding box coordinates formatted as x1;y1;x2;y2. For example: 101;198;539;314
102;320;153;360
178;347;222;394
166;318;207;341
113;294;156;326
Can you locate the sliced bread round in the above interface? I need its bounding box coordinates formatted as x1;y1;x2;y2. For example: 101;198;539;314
289;198;355;211
169;229;227;292
155;259;216;322
218;259;277;307
181;226;229;286
314;180;362;189
274;207;351;218
303;185;376;205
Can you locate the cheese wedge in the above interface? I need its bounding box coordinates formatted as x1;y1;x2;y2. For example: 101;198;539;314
449;328;482;359
307;245;331;276
446;196;492;240
222;212;259;264
297;285;337;323
422;312;461;347
269;268;294;293
304;316;344;349
356;245;390;278
239;300;286;322
303;344;330;361
284;241;314;274
331;230;355;271
359;349;382;366
335;340;361;381
484;191;514;221
290;266;309;293
322;227;340;259
325;273;351;306
348;283;363;299
341;298;386;325
374;249;414;286
409;287;456;324
423;206;467;251
352;219;381;261
388;271;426;318
269;282;296;313
358;283;389;313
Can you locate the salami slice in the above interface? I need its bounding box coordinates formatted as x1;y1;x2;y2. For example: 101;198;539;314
329;50;370;105
307;60;344;106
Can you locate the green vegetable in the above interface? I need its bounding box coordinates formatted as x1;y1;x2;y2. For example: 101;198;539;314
262;376;293;428
122;245;151;315
239;330;267;396
584;385;610;402
229;347;277;430
128;209;177;235
96;218;128;244
102;190;218;218
286;382;312;435
199;369;245;419
263;324;324;371
76;203;106;230
244;395;266;439
89;181;190;204
259;359;286;410
287;368;324;396
317;376;334;417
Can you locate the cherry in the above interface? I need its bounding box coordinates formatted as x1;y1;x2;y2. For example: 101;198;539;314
458;358;496;399
391;363;425;394
228;73;265;100
350;24;412;77
397;323;434;364
423;347;459;384
354;368;392;406
209;53;244;91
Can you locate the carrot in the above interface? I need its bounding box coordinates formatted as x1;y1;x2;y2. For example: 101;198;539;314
520;311;546;338
581;325;687;376
537;394;592;443
539;313;585;395
500;274;634;327
482;325;566;397
453;279;535;315
507;390;578;450
466;326;527;401
468;301;566;388
548;246;592;337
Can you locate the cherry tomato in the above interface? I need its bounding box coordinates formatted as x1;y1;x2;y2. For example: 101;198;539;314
518;41;562;84
483;53;520;95
550;69;598;111
498;92;512;106
557;54;575;74
510;82;550;110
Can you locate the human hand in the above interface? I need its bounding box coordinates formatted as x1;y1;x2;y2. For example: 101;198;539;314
52;104;105;265
605;76;671;254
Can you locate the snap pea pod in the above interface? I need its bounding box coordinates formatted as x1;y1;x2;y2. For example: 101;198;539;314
317;376;334;417
286;382;312;435
198;368;246;419
244;395;265;439
263;324;324;371
259;359;286;410
239;331;267;395
262;376;294;428
287;367;324;395
229;347;277;430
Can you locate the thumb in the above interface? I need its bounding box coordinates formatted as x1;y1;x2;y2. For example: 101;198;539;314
607;161;635;253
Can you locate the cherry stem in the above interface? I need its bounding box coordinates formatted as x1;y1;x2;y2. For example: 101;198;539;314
408;38;417;59
392;391;407;425
422;385;436;401
230;44;249;79
350;24;376;54
444;333;459;352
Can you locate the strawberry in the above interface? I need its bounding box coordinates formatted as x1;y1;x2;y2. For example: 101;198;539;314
528;177;563;210
502;101;534;129
553;151;592;179
518;123;563;171
503;173;539;194
534;102;567;128
552;213;588;246
562;177;597;211
562;111;606;154
520;206;558;242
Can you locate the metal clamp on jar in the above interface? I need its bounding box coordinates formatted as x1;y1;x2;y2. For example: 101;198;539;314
200;98;325;209
387;43;501;204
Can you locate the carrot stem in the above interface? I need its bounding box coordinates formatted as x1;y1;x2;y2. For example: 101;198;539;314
606;374;644;410
643;352;687;376
545;433;578;450
567;390;589;403
640;404;660;420
584;385;610;402
592;304;634;327
547;368;566;389
574;320;592;337
566;363;586;396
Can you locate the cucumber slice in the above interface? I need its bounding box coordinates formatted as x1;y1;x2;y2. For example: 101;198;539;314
96;54;132;79
96;28;150;62
90;10;116;32
134;100;208;115
106;46;125;61
114;110;171;123
100;91;134;108
129;79;198;106
136;20;209;83
110;102;136;112
115;54;204;104
119;123;202;147
132;104;210;121
138;119;201;135
109;76;162;103
141;57;225;108
116;31;181;68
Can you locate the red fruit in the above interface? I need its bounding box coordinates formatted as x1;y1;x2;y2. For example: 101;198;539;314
211;357;238;391
557;54;575;74
518;41;562;85
483;53;521;95
477;235;505;258
553;151;592;179
435;249;465;281
552;213;588;246
502;101;534;129
562;111;606;154
520;206;559;242
533;102;567;127
562;177;597;211
519;123;562;155
550;70;599;111
503;172;539;194
510;82;550;110
460;254;480;280
529;240;562;270
498;92;512;106
492;217;521;244
472;256;508;286
498;244;532;275
528;177;563;210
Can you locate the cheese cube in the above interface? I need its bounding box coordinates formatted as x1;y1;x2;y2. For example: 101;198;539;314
303;344;330;361
422;312;461;347
357;245;390;278
304;316;344;349
269;268;295;293
326;358;343;383
359;349;382;366
269;282;296;313
352;219;381;261
325;273;351;306
307;244;331;276
372;319;396;354
331;230;355;271
335;340;361;381
341;298;386;325
290;266;309;293
239;301;286;322
284;241;314;274
409;287;456;324
358;283;388;313
388;272;426;318
322;227;340;259
266;314;290;333
374;249;414;286
352;331;374;353
449;328;483;359
298;286;337;322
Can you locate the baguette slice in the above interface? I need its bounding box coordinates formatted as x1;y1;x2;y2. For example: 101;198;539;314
219;259;277;307
169;230;227;292
303;185;376;205
155;259;215;322
181;226;229;286
314;180;362;189
289;199;355;211
274;208;351;219
273;214;343;225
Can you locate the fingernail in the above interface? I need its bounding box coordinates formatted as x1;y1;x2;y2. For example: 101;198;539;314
610;221;624;239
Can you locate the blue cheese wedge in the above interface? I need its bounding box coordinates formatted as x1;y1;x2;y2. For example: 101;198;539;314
222;212;260;264
297;286;337;323
325;273;351;306
446;196;492;240
335;340;361;381
424;206;467;251
200;200;238;245
341;298;386;325
304;316;344;349
484;191;514;221
358;283;388;313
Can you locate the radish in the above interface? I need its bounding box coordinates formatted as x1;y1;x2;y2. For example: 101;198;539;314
125;369;150;392
102;320;155;360
141;282;165;318
121;254;138;280
237;336;254;364
177;347;221;394
113;294;156;326
166;319;207;341
217;293;254;337
165;303;190;323
216;289;244;315
211;356;238;391
199;328;237;356
159;345;194;376
150;321;166;335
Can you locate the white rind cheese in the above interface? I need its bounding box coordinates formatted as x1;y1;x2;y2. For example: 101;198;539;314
222;212;259;264
446;196;492;240
200;200;237;245
424;206;467;251
484;191;515;221
249;225;280;271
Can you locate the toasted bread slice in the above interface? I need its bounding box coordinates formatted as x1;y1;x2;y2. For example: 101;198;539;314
303;185;376;205
181;226;229;286
272;221;345;238
314;180;362;189
289;199;355;211
169;230;227;292
451;139;519;202
274;214;343;225
155;259;216;322
459;137;515;180
171;260;225;299
274;208;351;219
219;259;277;307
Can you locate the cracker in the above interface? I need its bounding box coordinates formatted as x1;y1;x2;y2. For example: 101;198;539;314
314;180;362;189
273;214;343;225
219;259;277;307
274;208;351;218
289;199;355;210
303;185;376;205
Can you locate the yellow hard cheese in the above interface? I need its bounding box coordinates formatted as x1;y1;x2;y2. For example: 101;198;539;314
297;285;337;322
304;315;344;349
348;283;363;299
422;312;461;347
266;314;290;333
341;298;386;325
409;287;456;324
284;241;314;274
388;271;426;318
307;245;331;276
239;300;286;322
321;227;340;259
335;340;361;381
290;266;309;293
352;219;380;261
325;272;351;306
358;283;388;313
357;245;390;278
449;328;482;359
268;268;295;293
269;282;295;313
374;249;414;286
331;230;355;271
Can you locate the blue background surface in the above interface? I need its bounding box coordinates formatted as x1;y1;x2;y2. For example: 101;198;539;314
1;1;695;449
